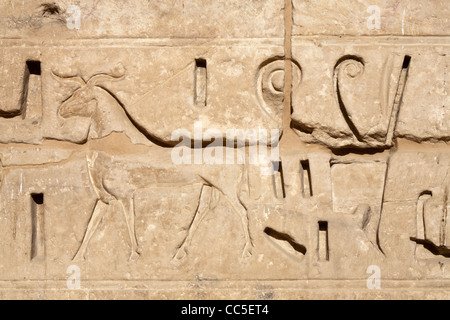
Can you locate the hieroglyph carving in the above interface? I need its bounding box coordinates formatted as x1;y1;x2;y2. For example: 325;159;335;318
54;67;253;263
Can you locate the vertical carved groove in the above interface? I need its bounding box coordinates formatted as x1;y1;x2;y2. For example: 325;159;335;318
272;161;286;199
22;61;42;120
300;160;312;198
195;59;207;106
440;188;448;247
318;221;329;261
416;191;432;241
31;193;45;261
283;0;293;130
385;55;411;145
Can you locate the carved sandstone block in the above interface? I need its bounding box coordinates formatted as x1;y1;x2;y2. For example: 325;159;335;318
293;0;450;36
0;0;449;300
291;39;449;148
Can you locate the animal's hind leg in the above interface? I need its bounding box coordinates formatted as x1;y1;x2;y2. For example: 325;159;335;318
224;194;253;260
172;185;212;264
118;193;141;262
73;200;108;261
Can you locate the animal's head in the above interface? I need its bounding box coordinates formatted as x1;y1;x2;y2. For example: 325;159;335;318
53;64;126;119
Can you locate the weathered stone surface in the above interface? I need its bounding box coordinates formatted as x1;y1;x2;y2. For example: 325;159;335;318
1;0;284;38
0;41;284;145
293;0;450;36
291;40;450;148
397;52;450;142
0;0;449;300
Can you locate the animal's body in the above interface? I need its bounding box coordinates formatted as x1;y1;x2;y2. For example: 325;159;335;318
53;67;253;262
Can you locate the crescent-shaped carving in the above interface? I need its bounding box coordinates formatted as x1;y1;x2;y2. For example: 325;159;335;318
256;58;302;126
334;56;366;142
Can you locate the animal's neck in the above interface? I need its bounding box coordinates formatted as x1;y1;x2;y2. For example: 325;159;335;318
89;87;153;146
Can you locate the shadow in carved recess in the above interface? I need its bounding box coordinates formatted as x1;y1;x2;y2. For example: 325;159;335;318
264;227;307;256
1;61;42;120
53;65;253;263
411;188;450;258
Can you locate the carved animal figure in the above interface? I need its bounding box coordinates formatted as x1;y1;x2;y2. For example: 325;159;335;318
53;67;253;262
54;65;153;146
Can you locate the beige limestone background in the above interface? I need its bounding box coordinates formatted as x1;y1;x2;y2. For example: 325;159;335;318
0;0;449;300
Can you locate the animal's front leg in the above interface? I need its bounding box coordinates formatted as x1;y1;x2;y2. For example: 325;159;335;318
225;196;253;260
119;194;141;262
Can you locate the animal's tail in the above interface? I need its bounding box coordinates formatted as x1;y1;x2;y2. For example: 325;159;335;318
210;188;221;209
0;156;3;184
236;149;250;209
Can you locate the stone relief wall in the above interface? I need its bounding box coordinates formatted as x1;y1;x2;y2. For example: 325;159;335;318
0;0;449;299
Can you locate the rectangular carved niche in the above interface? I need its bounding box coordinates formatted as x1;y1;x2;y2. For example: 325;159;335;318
272;161;286;199
318;221;329;261
22;61;42;121
30;193;45;261
195;59;207;106
1;60;42;119
300;160;313;198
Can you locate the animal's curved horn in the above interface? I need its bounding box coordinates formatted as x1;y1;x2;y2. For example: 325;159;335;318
51;70;86;86
88;64;126;85
88;73;124;85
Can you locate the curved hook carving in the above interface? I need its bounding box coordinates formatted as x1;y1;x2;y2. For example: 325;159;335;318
51;71;86;86
256;57;302;125
88;63;127;85
334;55;365;142
51;63;126;87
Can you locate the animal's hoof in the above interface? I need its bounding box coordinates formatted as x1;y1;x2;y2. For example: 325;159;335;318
72;252;86;262
171;248;187;266
241;244;253;260
129;251;140;262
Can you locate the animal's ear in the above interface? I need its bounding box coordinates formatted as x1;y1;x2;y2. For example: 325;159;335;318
89;64;126;86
